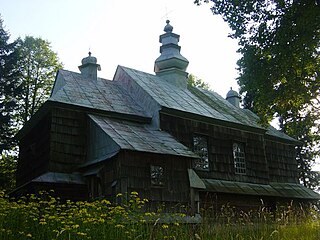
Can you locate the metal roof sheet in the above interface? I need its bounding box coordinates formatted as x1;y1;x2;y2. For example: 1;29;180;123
202;179;320;200
50;67;297;143
121;66;299;143
32;172;85;185
89;114;198;158
50;70;149;118
188;169;206;189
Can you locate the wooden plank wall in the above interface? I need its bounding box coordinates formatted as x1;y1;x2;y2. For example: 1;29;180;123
17;114;51;186
118;150;192;208
160;113;269;184
265;140;298;183
98;157;119;200
50;107;87;172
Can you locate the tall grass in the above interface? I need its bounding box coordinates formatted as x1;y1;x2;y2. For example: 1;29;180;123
0;190;319;240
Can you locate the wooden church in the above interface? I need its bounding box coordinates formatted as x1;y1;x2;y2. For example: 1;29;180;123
12;20;319;211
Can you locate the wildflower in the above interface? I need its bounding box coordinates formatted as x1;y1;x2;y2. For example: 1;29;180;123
115;224;125;228
72;224;80;229
77;232;87;236
101;199;111;205
39;219;47;225
162;224;169;229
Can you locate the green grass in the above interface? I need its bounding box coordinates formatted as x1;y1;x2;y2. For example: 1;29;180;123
0;190;319;240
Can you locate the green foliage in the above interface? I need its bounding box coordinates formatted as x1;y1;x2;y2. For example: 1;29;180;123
188;74;210;90
0;16;21;154
15;36;63;124
196;0;320;189
0;153;17;191
0;191;319;240
0;16;62;193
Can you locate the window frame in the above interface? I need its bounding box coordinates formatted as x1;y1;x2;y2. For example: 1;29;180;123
192;134;209;171
233;142;246;175
150;165;165;187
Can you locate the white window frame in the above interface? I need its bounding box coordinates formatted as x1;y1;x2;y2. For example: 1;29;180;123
233;142;246;175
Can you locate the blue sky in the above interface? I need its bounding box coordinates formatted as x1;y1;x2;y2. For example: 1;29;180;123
1;0;240;97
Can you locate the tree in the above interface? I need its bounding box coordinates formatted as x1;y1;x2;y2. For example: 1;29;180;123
0;153;17;191
195;0;320;188
0;18;62;191
188;74;210;90
0;16;21;154
15;36;62;124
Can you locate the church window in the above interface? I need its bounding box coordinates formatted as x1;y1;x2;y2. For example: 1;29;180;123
150;165;164;186
233;143;246;175
193;135;209;170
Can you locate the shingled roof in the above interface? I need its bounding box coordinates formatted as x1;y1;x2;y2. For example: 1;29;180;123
89;114;198;158
115;66;298;143
50;69;149;118
48;64;298;144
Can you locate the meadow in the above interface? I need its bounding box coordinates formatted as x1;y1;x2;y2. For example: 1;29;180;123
0;190;319;240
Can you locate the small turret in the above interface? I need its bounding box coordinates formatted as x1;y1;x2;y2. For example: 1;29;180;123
226;87;241;108
78;52;101;81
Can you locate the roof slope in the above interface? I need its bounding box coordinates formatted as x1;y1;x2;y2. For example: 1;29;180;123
49;67;297;143
202;178;320;200
118;66;297;142
89;114;198;158
50;70;149;118
119;66;261;128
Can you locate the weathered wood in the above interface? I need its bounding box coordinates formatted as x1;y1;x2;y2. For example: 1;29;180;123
160;112;269;184
50;107;87;172
17;114;51;186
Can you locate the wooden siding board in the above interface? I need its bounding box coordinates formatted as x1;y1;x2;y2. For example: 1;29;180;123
17;113;51;186
50;107;87;172
118;151;191;203
266;140;298;183
160;113;270;184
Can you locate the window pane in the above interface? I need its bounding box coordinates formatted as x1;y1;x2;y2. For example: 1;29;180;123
233;143;246;175
150;165;164;186
193;135;209;170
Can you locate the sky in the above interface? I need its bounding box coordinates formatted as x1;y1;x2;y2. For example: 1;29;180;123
1;0;240;97
1;0;319;171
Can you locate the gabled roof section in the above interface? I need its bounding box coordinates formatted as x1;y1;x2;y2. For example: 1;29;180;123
118;66;298;143
50;69;149;118
89;114;198;158
119;66;263;129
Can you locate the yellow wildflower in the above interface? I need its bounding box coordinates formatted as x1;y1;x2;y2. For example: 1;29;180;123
162;224;169;229
115;224;124;228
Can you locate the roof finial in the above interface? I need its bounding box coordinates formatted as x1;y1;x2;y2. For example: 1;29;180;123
88;51;92;57
164;19;173;33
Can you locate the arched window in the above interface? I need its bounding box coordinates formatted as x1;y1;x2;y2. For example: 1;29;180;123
233;143;246;175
